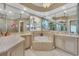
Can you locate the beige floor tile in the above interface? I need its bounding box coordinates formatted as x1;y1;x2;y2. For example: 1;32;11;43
24;48;72;56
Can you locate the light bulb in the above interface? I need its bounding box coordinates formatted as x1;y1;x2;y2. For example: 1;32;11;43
9;11;12;14
21;11;24;14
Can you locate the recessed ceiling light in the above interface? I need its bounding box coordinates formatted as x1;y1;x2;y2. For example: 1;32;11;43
64;11;67;13
9;11;12;14
62;6;66;9
24;8;27;10
20;20;23;22
21;11;24;14
0;9;2;11
6;13;8;15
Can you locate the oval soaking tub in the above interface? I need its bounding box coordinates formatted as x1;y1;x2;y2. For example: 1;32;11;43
32;36;54;51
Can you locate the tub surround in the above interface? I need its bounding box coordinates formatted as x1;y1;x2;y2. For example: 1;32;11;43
32;36;54;51
0;34;24;56
34;36;51;42
32;31;54;51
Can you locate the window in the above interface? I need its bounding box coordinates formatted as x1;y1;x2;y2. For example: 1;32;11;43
49;22;56;30
42;19;49;31
70;20;77;34
7;20;19;32
25;19;30;31
56;22;67;31
0;18;6;32
30;16;41;31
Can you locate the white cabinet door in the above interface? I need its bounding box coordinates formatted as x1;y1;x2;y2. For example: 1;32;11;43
64;37;77;55
55;36;65;50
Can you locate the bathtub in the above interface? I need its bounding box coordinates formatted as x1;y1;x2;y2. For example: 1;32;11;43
34;36;51;42
32;36;54;51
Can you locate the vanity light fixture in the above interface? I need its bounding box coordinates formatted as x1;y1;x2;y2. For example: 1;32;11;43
23;8;27;11
42;3;51;8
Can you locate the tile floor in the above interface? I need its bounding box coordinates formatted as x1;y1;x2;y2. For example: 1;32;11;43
24;48;72;56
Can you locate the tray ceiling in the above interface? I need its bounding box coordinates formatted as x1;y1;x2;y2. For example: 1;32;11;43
21;3;65;12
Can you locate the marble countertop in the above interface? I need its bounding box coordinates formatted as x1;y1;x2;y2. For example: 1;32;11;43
0;34;24;54
20;32;32;36
55;33;79;38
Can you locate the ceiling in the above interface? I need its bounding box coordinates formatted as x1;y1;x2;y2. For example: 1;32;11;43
21;3;65;12
0;3;77;21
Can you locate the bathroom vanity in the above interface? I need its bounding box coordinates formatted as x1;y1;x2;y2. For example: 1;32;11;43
55;33;79;55
21;32;32;49
0;34;24;56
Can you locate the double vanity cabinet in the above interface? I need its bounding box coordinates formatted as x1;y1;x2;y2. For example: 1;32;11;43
0;34;24;56
55;34;79;55
0;32;32;56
